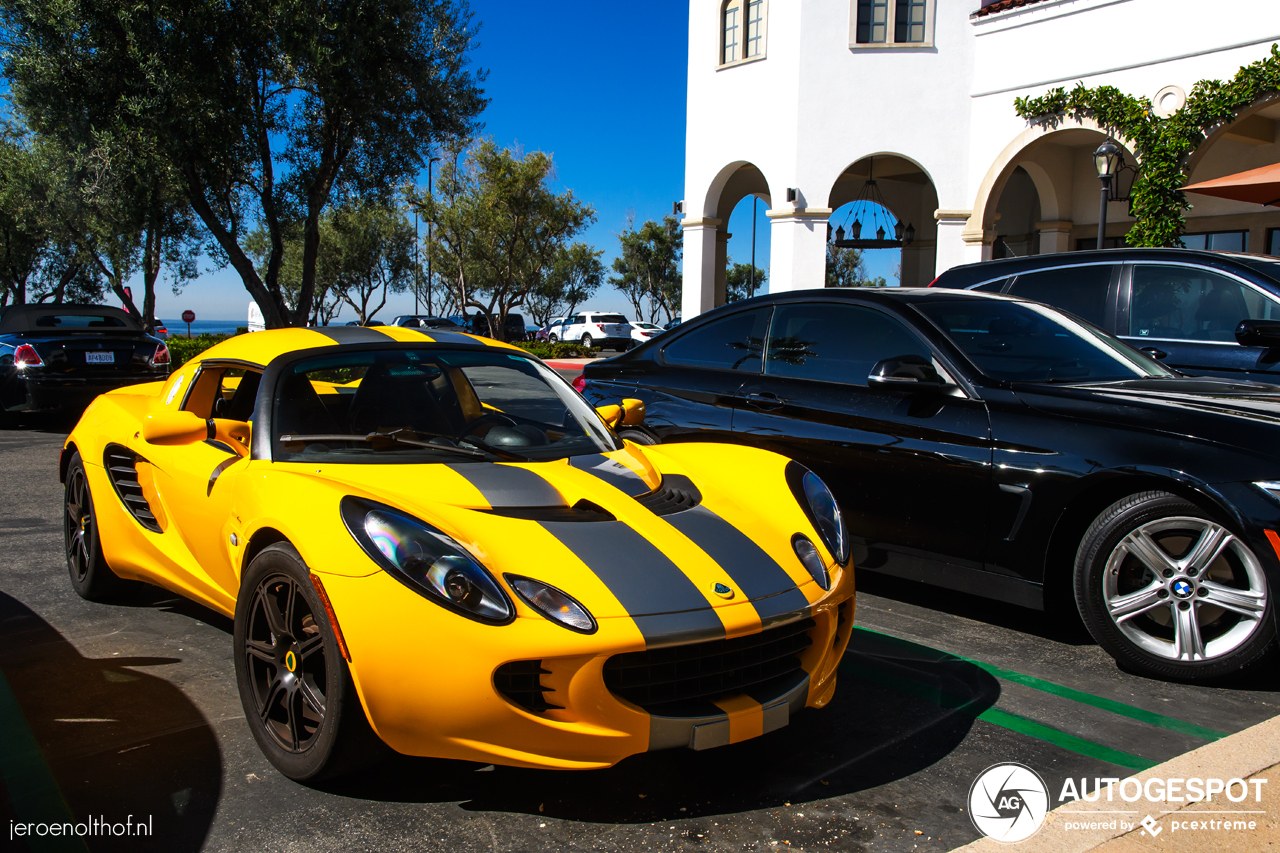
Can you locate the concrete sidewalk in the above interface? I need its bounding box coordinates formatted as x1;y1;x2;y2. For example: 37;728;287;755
957;713;1280;851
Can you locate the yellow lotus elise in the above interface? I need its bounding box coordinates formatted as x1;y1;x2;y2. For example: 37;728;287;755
60;326;855;780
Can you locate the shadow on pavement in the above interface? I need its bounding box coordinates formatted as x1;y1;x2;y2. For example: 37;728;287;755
315;631;1000;825
0;591;222;853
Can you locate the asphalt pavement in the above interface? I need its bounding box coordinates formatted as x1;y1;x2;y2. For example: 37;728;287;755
2;419;1279;853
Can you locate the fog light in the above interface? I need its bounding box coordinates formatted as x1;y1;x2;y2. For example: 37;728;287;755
506;575;596;633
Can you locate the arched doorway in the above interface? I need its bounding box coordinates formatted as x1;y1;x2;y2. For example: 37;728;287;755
827;155;938;287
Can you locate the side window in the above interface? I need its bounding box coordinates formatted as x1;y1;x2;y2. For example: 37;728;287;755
1006;265;1114;328
764;303;933;386
1130;265;1280;342
971;278;1009;293
183;367;262;421
662;308;771;372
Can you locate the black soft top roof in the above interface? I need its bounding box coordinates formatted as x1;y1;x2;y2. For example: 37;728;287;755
0;303;142;335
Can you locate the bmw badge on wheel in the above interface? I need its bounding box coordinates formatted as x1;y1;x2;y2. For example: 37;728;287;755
968;763;1049;843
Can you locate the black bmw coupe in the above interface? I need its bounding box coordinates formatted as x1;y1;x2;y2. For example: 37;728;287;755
582;287;1280;681
0;303;170;426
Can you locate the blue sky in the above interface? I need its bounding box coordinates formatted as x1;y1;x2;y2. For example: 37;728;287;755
155;1;899;324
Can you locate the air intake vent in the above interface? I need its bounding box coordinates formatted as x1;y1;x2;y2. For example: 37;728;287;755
604;618;814;714
103;444;161;532
635;474;701;516
494;660;562;713
482;500;615;523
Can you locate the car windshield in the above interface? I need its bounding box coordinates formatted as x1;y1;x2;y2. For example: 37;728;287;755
273;349;620;464
915;298;1175;383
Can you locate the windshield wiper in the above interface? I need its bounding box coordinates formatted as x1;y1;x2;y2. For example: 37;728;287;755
457;436;532;462
279;430;486;459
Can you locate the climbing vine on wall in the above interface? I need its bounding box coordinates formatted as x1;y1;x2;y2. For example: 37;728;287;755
1013;43;1280;248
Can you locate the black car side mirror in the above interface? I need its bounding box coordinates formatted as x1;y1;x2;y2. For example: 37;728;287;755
1236;320;1280;348
868;355;945;388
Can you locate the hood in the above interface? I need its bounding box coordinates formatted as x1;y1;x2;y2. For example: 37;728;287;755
1012;376;1280;463
305;444;818;643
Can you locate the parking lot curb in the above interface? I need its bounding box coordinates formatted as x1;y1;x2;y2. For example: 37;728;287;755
954;712;1280;851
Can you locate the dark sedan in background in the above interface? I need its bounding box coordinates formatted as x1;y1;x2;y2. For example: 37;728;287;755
582;287;1280;681
930;248;1280;384
0;304;169;425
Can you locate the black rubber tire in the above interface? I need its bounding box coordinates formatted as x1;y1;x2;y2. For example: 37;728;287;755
549;334;558;343
1074;491;1276;681
64;452;125;601
234;542;384;781
618;429;658;446
581;334;593;349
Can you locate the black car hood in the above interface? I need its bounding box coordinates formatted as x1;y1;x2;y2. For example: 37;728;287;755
1012;377;1280;463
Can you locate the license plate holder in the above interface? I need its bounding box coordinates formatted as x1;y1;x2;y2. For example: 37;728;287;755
85;351;115;364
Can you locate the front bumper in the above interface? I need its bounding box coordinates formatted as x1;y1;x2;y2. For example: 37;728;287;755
316;566;855;770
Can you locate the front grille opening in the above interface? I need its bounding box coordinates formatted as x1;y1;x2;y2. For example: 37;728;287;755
103;444;161;532
494;660;562;713
604;618;814;714
635;474;702;516
833;600;850;649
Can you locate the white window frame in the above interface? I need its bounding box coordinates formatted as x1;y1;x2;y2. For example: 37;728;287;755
719;0;768;69
848;0;936;49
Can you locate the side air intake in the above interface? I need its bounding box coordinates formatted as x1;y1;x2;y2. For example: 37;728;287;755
103;444;162;532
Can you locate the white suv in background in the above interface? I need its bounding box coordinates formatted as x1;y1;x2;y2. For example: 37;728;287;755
557;312;633;350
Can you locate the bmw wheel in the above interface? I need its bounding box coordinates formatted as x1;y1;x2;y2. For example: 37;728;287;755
64;452;123;600
234;542;382;780
581;333;593;349
1075;492;1275;680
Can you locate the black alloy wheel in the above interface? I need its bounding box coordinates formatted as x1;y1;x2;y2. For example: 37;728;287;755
64;452;123;600
1075;491;1275;680
234;542;382;780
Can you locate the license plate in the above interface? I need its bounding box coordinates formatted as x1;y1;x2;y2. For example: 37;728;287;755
85;351;115;364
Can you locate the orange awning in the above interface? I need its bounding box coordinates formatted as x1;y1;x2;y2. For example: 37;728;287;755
1183;162;1280;207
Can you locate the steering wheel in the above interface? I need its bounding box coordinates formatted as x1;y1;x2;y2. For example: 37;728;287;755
461;412;518;438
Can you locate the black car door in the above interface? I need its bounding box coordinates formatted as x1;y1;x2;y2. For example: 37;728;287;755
1119;262;1280;381
730;299;993;583
586;307;772;443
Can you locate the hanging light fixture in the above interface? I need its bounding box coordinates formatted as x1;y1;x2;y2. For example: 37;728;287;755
832;157;913;249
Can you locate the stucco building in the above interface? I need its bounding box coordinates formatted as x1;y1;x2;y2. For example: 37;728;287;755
681;0;1280;319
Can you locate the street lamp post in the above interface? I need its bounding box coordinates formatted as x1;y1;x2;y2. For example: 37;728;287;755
1094;139;1121;250
427;156;440;315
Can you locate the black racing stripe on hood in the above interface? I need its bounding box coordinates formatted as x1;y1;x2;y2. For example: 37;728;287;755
311;326;394;344
664;506;799;601
569;453;652;497
751;589;813;628
539;520;724;649
445;463;566;507
421;330;485;347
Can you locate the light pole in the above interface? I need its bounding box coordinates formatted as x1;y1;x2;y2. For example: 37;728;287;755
1094;139;1121;250
749;196;757;298
426;156;440;315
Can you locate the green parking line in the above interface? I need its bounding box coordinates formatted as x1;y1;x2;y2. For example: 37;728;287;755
853;626;1226;742
0;667;87;853
842;659;1157;771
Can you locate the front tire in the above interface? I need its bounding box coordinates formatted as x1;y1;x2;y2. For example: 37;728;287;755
64;452;123;600
581;333;593;349
1075;491;1275;680
234;542;382;780
549;333;559;343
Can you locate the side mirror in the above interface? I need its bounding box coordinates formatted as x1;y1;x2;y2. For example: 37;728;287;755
142;409;209;445
1236;320;1280;348
595;398;646;429
868;355;944;388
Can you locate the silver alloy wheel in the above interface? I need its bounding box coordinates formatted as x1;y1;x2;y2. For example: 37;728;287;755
1103;516;1268;662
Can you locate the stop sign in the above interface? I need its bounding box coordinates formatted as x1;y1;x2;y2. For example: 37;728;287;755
181;310;196;323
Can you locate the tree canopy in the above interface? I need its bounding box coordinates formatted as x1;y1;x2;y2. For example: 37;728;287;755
611;216;681;323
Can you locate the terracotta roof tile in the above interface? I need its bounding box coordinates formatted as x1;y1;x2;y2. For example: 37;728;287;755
973;0;1054;18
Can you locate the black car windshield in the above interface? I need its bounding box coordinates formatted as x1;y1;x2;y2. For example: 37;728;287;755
915;298;1175;383
274;349;620;463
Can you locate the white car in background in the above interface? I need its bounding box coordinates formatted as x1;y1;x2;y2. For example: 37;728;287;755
630;322;663;346
557;311;633;350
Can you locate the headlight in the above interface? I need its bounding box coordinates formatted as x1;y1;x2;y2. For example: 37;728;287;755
792;534;830;591
340;496;513;624
786;462;849;566
506;575;597;634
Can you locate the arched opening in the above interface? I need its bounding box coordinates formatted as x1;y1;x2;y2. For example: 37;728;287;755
703;161;773;308
1184;98;1280;254
724;193;771;301
974;123;1137;257
827;155;938;287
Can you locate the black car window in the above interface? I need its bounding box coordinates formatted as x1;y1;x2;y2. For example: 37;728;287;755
592;314;628;324
1129;265;1280;342
764;303;933;386
917;298;1172;383
662;308;770;372
1006;265;1113;327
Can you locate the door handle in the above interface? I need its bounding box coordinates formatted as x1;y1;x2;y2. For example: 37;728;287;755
744;392;784;410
